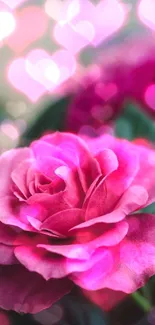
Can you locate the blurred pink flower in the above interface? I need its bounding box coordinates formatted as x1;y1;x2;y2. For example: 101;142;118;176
66;38;155;134
0;132;155;313
83;288;127;312
66;64;126;133
102;38;155;118
0;310;10;325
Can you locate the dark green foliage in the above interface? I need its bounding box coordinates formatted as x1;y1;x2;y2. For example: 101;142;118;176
21;96;72;146
60;292;107;325
115;103;155;141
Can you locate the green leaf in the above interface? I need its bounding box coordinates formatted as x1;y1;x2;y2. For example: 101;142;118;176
20;96;71;146
61;292;108;325
115;103;155;142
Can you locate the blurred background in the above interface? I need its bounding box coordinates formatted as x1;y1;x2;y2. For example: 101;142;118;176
0;0;154;152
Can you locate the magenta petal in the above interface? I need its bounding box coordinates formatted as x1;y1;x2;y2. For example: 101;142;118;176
35;156;67;181
70;210;126;232
27;192;70;219
41;133;100;191
96;148;118;175
101;144;139;215
0;265;72;313
14;246;68;279
70;185;148;232
0;222;17;245
65;248;113;275
70;248;114;290
31;140;68;165
86;213;155;293
55;166;84;207
84;176;108;220
132;144;155;204
37;243;91;260
41;208;84;236
0;148;32;197
0;244;17;265
15;246;111;279
88;221;128;247
0;196;34;231
83;288;127;311
11;159;34;199
85;148;139;219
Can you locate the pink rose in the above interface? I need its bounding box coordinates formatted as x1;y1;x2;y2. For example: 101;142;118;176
0;132;155;314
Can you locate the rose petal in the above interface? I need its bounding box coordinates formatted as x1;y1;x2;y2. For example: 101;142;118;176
0;244;17;265
38;243;91;260
71;249;114;290
0;148;32;197
132;143;155;204
41;133;100;191
14;246;68;279
35;156;67;182
96;148;118;175
0;222;17;245
11;159;35;200
0;265;72;313
83;288;127;311
0;196;33;231
76;213;155;292
70;185;148;231
15;245;113;280
41;208;84;236
27;192;70;220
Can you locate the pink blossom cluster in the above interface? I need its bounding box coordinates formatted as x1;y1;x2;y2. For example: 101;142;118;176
66;39;155;133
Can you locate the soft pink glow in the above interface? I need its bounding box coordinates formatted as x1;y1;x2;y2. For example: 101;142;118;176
45;0;79;22
0;0;28;9
0;311;10;325
144;84;155;110
7;49;76;101
54;0;127;52
91;0;128;46
7;58;46;102
138;0;155;31
54;20;95;55
26;49;76;91
0;11;16;41
6;7;48;53
6;101;27;117
95;82;118;101
0;121;20;140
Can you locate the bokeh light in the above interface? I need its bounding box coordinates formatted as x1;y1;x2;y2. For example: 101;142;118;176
138;0;155;31
0;0;154;152
0;11;16;41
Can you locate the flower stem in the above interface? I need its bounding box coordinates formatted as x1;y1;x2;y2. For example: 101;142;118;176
141;284;152;304
132;291;152;313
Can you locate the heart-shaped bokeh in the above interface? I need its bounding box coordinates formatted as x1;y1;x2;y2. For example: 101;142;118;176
45;0;77;22
144;84;155;111
0;0;28;9
54;0;127;52
26;49;76;90
7;57;46;102
138;0;155;31
54;20;95;54
91;0;128;46
7;49;76;101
